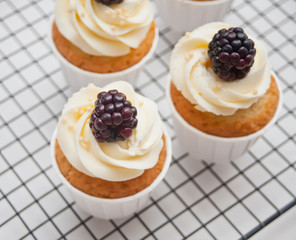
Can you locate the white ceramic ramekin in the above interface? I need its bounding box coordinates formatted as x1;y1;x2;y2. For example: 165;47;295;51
50;127;172;219
48;19;159;92
156;0;234;32
166;75;283;163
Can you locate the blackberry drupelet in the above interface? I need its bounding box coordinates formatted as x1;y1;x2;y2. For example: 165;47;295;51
89;90;138;143
95;0;123;5
208;27;256;81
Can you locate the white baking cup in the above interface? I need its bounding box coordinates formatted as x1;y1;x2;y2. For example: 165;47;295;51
48;19;159;92
166;74;283;163
50;127;172;219
156;0;234;32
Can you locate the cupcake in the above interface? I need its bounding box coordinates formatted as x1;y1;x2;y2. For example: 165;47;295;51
50;81;171;219
50;0;158;91
167;22;282;162
156;0;233;32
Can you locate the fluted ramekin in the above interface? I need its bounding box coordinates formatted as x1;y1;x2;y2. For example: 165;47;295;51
50;127;172;219
166;74;282;163
48;19;159;92
156;0;234;32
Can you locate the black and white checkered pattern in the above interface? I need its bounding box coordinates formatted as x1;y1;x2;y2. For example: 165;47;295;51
1;0;295;239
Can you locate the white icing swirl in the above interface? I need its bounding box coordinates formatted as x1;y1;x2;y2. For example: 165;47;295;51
57;81;164;182
170;22;271;116
54;0;153;57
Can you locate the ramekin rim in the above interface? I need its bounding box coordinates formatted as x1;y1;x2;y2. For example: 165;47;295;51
50;125;172;203
47;17;159;78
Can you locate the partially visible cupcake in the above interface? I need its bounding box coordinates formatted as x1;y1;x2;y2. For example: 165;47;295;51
50;0;158;90
51;81;171;219
167;22;282;162
156;0;233;32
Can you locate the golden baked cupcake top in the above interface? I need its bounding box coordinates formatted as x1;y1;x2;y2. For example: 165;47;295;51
57;81;164;182
54;0;153;57
170;22;271;116
169;22;280;138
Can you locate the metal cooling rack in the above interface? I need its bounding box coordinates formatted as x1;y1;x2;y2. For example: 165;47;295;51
1;0;296;239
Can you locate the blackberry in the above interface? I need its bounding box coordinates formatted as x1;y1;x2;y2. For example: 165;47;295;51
89;90;138;143
208;27;256;81
95;0;123;5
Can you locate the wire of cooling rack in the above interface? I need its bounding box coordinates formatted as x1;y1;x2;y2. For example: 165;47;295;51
0;0;296;239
